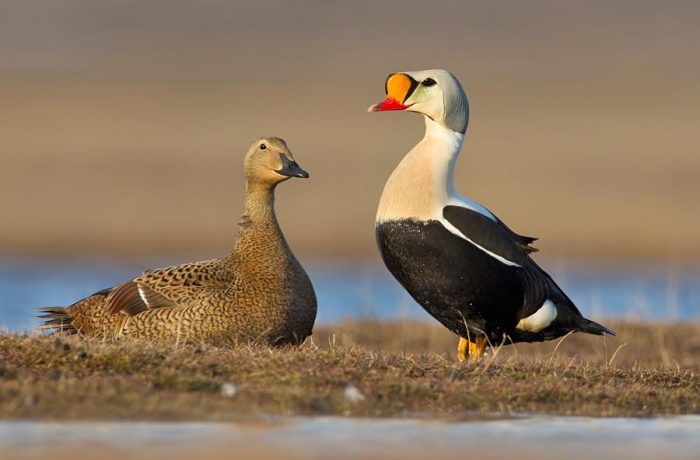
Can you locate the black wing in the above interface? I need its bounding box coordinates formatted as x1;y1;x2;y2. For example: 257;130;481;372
443;205;537;266
443;205;556;319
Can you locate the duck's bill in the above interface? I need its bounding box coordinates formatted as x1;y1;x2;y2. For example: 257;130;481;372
276;159;309;179
368;73;416;112
368;98;410;112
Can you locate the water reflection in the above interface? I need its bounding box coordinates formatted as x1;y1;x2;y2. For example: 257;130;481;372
0;416;698;460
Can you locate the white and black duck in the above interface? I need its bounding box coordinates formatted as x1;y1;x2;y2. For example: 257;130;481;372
369;70;614;361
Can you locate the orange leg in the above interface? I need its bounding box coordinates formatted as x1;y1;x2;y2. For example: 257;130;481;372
468;336;487;360
457;337;469;362
457;336;488;362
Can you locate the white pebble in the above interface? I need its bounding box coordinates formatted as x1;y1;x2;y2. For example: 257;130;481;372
221;383;237;398
344;384;365;403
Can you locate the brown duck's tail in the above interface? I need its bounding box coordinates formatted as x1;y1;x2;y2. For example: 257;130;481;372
36;306;77;334
35;287;113;335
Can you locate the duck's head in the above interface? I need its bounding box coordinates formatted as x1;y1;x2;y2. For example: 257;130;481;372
244;137;309;185
368;69;469;134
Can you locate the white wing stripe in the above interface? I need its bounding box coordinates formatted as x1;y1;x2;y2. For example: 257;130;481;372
137;285;150;308
439;217;522;267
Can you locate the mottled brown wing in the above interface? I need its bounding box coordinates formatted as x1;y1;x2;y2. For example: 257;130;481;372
104;281;177;316
105;259;229;316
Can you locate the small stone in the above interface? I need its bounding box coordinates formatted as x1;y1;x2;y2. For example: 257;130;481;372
74;349;88;360
221;382;237;398
54;337;70;352
23;395;35;407
344;384;365;403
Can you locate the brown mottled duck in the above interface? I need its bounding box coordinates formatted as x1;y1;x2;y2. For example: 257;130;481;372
37;137;317;347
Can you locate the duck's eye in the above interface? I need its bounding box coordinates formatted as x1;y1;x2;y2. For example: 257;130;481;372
422;78;436;87
260;143;267;150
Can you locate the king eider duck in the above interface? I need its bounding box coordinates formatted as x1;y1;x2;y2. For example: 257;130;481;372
369;70;614;361
38;137;317;347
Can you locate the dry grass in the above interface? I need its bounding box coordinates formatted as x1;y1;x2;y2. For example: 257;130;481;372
0;320;697;420
315;320;700;370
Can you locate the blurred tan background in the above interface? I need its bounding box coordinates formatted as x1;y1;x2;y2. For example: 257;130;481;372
1;1;699;263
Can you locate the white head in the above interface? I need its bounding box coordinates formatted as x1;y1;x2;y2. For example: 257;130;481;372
368;69;469;134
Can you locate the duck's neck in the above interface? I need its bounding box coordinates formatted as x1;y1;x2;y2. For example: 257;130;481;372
232;182;286;255
377;117;464;222
242;182;277;224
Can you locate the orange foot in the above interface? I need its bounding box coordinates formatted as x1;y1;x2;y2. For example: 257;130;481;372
457;336;487;362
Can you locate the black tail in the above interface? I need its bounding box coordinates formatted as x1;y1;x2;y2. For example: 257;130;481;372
36;306;77;334
578;318;615;336
545;275;616;338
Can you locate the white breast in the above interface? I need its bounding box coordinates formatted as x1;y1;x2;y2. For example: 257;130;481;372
378;118;479;222
376;117;522;266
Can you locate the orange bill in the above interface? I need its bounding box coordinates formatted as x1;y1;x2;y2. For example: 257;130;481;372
368;73;417;111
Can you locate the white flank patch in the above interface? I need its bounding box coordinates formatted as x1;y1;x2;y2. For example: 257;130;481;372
516;299;558;332
439;217;522;267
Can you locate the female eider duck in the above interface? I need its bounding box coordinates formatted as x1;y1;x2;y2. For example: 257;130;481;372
38;137;317;347
369;70;614;361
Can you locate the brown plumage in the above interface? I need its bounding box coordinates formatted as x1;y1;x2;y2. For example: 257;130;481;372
37;137;317;347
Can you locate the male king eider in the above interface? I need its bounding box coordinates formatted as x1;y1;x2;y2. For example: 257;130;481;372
369;69;614;361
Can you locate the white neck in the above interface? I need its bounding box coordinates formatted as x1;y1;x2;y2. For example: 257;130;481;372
376;118;464;222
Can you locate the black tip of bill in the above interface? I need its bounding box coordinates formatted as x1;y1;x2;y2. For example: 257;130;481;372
276;160;309;179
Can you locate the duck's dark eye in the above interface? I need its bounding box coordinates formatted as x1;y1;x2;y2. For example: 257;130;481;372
260;143;267;150
422;78;436;87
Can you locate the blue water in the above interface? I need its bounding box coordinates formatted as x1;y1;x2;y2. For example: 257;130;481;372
0;256;698;331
